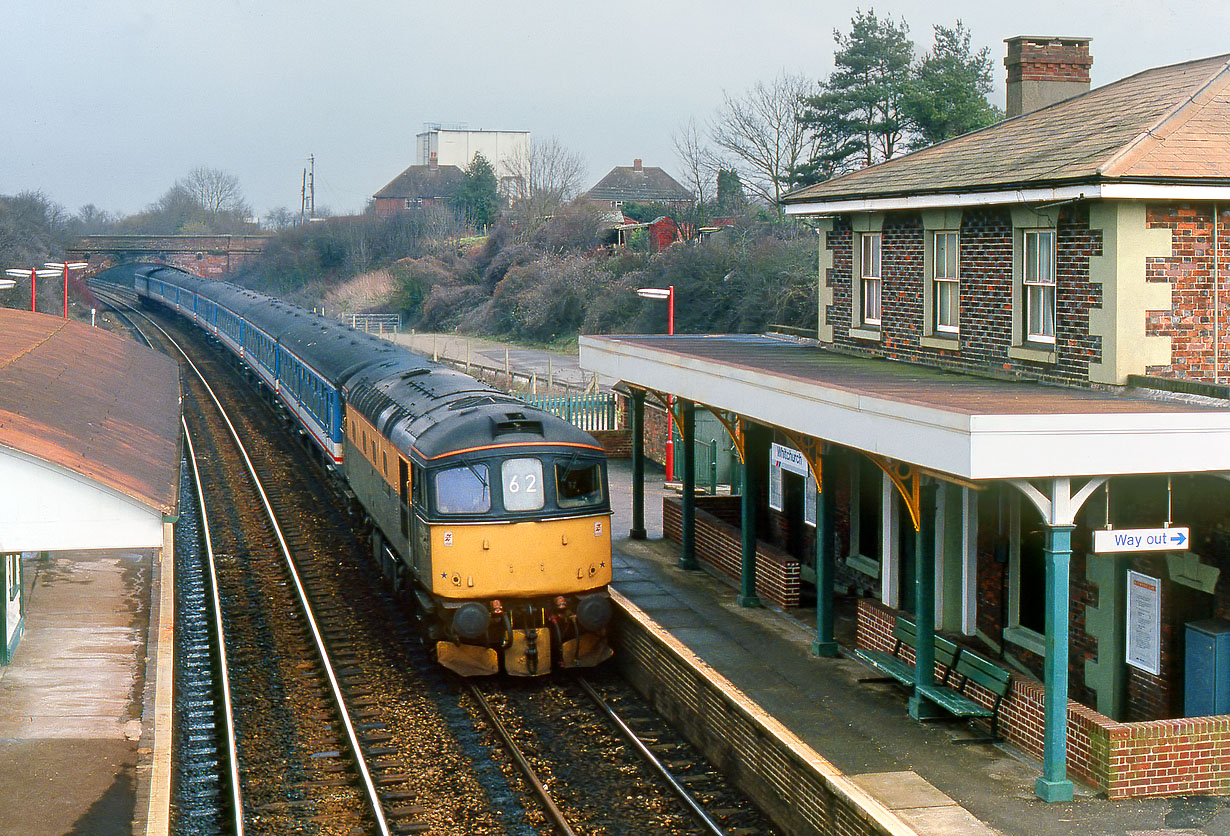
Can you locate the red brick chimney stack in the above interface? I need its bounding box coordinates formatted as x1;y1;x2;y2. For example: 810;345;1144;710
633;158;643;172
1004;36;1092;117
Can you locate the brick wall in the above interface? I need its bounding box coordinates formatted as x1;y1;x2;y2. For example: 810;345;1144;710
1144;204;1230;383
663;497;800;608
856;599;1230;798
826;207;1104;386
1005;38;1093;83
590;429;632;458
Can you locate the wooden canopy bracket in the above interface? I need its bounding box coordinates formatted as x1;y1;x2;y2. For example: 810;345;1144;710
780;429;823;491
643;388;686;440
867;453;921;531
704;408;744;462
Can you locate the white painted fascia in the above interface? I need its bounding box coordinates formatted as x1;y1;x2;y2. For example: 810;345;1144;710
783;182;1230;216
580;336;1230;481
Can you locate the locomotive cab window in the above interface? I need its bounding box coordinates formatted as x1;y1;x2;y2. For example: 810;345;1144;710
556;459;604;509
501;458;544;512
435;464;490;514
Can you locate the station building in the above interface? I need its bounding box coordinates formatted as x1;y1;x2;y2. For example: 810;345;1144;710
0;308;181;833
582;40;1230;802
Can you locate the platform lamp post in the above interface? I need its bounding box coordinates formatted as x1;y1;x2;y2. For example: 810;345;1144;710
5;267;59;313
636;285;675;480
45;261;88;319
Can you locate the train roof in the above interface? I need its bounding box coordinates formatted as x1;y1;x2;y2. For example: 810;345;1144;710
345;361;602;460
145;266;401;383
145;266;604;460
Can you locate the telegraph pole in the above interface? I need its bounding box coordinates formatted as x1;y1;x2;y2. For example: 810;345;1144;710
300;154;315;221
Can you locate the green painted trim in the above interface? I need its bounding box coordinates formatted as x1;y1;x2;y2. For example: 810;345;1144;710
845;554;881;578
1166;552;1220;593
2;619;21;666
1085;555;1128;719
1037;524;1075;804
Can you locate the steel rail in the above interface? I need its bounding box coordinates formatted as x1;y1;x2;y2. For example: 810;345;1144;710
182;417;246;835
466;682;580;836
99;288;392;836
577;677;729;836
109;299;244;833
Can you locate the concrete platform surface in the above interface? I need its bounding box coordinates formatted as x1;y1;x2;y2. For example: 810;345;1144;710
0;551;152;836
606;458;1230;836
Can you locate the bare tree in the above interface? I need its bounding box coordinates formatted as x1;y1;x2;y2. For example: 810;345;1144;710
507;139;587;207
181;166;249;219
673;117;719;211
504;138;589;239
710;73;817;211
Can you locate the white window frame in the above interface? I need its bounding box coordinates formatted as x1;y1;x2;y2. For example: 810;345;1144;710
846;459;883;580
1023;229;1056;344
860;232;882;327
932;231;959;334
1005;493;1047;656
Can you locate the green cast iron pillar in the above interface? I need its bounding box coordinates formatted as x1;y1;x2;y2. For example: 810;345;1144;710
629;389;646;540
738;421;764;608
680;400;698;570
909;482;944;720
812;452;838;656
1036;524;1076;803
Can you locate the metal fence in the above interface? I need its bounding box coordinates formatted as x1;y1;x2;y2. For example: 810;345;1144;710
689;437;740;494
349;313;401;334
518;392;619;432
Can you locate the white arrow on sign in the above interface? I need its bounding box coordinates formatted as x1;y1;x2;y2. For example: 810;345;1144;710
1092;527;1189;554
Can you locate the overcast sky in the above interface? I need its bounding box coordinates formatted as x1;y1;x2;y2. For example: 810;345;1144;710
5;0;1230;220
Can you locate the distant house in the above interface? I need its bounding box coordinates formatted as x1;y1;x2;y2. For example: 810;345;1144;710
584;159;695;210
605;215;687;252
416;126;531;199
370;162;464;216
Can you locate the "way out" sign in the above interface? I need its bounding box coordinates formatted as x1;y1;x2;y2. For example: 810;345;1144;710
1092;527;1189;554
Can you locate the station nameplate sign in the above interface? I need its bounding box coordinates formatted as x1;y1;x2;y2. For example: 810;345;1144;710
1092;527;1188;554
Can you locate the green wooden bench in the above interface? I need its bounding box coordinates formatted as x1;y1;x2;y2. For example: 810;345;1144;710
851;617;959;689
916;649;1013;743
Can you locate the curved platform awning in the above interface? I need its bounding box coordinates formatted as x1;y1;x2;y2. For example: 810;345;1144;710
579;333;1230;480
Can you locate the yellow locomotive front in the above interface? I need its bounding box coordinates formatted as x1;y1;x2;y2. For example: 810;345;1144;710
412;443;614;676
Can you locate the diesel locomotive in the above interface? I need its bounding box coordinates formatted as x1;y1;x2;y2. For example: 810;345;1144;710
134;265;613;676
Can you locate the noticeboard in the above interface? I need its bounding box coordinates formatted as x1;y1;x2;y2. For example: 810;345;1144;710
1125;570;1162;676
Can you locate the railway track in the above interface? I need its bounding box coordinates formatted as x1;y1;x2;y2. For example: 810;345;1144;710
98;284;778;835
465;670;777;836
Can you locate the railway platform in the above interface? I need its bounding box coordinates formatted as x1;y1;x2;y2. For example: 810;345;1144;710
0;548;172;836
605;458;1230;836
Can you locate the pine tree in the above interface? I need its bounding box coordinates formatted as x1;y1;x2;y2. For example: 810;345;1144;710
797;10;915;181
903;22;1001;146
452;153;502;230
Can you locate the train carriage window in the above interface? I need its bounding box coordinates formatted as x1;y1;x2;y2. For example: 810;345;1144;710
501;458;544;512
556;460;605;508
435;464;490;514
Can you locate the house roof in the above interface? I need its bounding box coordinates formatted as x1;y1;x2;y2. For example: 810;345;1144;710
783;53;1230;211
373;163;464;200
585;163;695;204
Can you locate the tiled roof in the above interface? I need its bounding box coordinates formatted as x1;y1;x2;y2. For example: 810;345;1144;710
373;164;464;200
783;54;1230;204
585;164;695;203
0;310;181;515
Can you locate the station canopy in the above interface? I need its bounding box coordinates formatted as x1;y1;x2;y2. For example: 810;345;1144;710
580;334;1230;480
0;310;181;552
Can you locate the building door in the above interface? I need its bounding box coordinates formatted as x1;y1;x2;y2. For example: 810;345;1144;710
3;553;23;664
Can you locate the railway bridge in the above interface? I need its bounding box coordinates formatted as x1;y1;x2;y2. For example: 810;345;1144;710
67;233;271;279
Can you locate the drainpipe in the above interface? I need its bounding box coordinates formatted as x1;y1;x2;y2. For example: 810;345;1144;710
1215;204;1221;384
